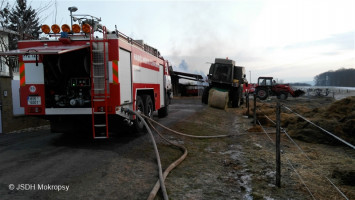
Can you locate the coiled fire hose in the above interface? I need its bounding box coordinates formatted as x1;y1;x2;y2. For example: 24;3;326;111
141;115;229;200
124;108;230;200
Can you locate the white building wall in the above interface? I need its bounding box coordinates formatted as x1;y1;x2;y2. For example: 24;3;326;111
11;80;24;115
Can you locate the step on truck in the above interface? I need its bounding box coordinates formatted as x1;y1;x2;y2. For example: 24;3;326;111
202;58;247;108
0;14;172;138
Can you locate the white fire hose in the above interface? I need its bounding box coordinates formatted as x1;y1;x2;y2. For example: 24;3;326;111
123;108;230;200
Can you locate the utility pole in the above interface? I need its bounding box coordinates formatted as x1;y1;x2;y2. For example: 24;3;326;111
249;70;251;83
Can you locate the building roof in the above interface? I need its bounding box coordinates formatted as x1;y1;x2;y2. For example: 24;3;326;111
170;70;204;82
171;71;203;79
0;27;19;35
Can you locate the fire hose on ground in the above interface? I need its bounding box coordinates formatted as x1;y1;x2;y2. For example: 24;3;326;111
146;119;188;200
143;115;230;200
122;108;230;200
122;108;169;200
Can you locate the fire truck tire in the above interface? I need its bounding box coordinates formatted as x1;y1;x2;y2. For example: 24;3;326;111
143;95;154;119
256;88;268;100
158;106;168;118
158;92;169;117
135;95;145;131
202;87;210;104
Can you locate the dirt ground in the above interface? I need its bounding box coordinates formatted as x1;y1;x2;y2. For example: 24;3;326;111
1;95;354;200
150;95;354;199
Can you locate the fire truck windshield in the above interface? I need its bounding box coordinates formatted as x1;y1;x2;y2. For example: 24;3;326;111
212;63;232;82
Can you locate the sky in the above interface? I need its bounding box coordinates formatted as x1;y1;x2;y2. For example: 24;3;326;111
9;0;355;83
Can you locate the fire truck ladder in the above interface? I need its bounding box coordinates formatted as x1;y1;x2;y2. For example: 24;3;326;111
90;26;109;139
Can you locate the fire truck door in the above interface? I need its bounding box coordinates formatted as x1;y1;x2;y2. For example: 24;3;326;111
119;49;132;104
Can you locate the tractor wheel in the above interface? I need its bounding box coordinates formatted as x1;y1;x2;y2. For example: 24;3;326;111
239;87;244;106
134;95;145;132
202;87;210;104
279;93;288;100
256;88;268;100
232;88;241;108
143;95;154;119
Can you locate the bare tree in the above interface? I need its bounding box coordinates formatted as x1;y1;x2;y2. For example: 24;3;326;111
0;0;53;78
0;0;14;77
0;0;11;27
314;68;355;87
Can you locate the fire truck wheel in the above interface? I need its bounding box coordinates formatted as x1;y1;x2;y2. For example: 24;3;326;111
135;95;145;131
256;88;268;100
158;94;169;118
143;95;154;119
158;106;168;118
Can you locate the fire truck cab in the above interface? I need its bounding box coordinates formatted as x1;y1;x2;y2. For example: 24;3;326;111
0;15;172;138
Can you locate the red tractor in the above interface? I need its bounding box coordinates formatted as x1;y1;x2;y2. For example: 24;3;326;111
255;77;305;100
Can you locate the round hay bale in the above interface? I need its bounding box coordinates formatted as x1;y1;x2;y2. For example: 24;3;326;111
208;88;229;110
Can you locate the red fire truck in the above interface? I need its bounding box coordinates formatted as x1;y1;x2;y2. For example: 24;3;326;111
0;15;172;138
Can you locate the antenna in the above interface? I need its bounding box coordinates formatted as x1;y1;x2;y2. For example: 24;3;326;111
54;0;57;24
68;6;78;27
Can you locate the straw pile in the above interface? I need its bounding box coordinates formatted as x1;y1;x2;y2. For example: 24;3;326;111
254;97;355;145
285;97;355;145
